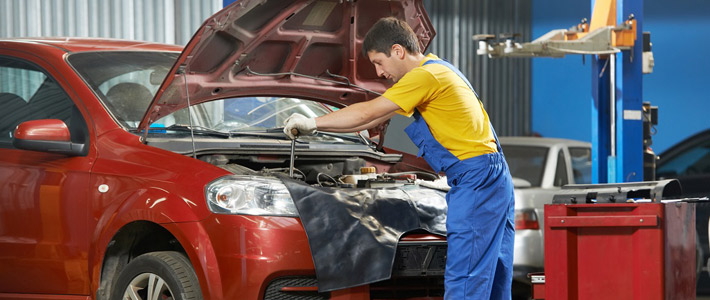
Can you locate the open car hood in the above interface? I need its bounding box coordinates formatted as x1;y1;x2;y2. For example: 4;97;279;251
138;0;434;131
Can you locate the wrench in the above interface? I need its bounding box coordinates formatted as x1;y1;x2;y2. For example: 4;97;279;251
289;128;299;178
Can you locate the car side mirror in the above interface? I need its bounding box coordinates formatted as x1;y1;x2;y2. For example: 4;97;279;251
12;119;86;156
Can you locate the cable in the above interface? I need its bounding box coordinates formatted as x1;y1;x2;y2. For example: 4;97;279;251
316;173;338;187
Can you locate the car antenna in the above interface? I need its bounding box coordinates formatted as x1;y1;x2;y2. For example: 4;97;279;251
178;64;198;158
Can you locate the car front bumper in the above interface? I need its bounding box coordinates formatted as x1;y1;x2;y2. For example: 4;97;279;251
173;214;445;300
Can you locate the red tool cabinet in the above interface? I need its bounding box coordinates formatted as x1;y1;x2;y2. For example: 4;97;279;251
537;202;696;300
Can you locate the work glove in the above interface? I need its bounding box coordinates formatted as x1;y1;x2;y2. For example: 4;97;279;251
283;113;317;139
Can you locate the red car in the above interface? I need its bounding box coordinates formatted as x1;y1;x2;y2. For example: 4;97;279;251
0;1;448;299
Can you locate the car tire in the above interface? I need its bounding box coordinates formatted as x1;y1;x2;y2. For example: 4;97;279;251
111;251;202;300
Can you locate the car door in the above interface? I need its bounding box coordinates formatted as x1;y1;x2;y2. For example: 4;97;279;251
0;55;93;295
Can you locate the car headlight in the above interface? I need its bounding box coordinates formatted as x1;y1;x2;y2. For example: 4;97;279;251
205;175;298;217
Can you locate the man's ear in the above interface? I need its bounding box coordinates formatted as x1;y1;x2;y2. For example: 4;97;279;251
391;44;406;59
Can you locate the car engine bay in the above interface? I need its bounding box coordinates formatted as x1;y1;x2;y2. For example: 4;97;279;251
198;153;446;190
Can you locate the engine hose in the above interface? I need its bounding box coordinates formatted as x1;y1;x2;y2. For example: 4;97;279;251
383;171;439;181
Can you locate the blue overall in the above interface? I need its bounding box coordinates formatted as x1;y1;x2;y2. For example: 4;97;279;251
404;59;515;299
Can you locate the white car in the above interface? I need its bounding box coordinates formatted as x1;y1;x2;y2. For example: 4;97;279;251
500;137;592;297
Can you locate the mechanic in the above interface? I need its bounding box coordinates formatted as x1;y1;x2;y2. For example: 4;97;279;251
283;17;515;300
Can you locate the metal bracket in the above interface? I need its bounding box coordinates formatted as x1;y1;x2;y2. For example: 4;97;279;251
552;179;682;204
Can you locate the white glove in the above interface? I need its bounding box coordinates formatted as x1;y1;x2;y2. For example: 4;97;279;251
283;113;317;139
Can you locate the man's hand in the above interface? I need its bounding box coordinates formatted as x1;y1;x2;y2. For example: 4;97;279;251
283;113;317;139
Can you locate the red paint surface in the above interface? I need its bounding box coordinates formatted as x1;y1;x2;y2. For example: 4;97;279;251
543;203;696;300
14;119;71;141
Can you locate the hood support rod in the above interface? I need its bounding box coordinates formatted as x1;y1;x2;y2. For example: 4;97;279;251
179;65;198;159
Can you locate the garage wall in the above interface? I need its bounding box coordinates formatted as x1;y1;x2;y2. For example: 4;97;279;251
0;0;221;45
423;0;532;137
531;0;710;154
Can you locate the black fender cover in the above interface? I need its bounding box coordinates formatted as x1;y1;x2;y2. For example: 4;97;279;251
278;176;447;292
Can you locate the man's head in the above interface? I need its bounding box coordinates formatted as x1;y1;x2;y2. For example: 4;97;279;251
362;17;422;83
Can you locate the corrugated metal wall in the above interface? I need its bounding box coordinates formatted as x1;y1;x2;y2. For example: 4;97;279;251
424;0;532;137
0;0;221;45
383;0;532;155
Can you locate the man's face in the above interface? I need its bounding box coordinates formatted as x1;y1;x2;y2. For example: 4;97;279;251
367;48;407;83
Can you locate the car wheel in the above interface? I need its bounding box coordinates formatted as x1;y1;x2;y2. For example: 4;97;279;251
112;251;202;300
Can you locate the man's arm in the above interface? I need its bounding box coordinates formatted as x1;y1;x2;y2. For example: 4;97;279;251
315;96;401;133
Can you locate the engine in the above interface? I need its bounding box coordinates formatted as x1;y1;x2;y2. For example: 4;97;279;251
198;153;445;190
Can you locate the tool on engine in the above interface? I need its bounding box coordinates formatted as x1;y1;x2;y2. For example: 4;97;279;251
289;128;299;178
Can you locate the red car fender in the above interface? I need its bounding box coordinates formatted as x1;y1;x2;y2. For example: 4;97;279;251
162;221;224;300
88;187;213;298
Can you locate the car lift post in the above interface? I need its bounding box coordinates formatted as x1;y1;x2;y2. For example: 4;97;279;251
475;0;647;183
591;0;644;183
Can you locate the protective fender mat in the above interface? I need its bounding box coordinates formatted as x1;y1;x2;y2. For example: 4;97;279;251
278;175;447;292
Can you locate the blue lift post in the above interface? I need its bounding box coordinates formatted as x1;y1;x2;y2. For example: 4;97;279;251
591;0;644;183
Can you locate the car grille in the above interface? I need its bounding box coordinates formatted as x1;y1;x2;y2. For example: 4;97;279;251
265;275;445;300
369;276;445;299
264;242;446;299
392;242;447;277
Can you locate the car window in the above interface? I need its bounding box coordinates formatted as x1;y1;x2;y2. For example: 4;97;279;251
502;145;548;187
657;139;710;176
0;56;84;148
554;149;569;187
67;51;178;128
569;147;592;184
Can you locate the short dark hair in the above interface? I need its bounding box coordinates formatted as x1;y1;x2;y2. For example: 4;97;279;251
362;17;420;57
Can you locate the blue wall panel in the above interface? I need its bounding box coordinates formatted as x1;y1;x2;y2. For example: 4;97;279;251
532;0;710;154
643;0;710;153
531;0;590;142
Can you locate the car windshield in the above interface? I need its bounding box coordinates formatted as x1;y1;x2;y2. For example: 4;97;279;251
502;145;548;187
67;51;364;145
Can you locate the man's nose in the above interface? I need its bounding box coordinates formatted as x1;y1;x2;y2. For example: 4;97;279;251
375;66;385;77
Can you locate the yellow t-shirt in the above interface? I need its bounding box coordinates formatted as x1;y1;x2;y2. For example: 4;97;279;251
382;54;497;160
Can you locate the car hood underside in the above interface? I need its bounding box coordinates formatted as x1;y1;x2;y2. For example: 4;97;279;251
138;0;434;131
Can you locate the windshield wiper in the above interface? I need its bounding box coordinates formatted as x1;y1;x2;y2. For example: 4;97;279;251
315;131;370;145
160;124;230;138
228;130;294;140
264;127;370;145
162;125;295;140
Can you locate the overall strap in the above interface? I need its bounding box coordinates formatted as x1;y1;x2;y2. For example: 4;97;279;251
405;108;462;173
422;59;503;154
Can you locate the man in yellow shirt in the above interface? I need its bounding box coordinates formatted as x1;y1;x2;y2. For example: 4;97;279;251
284;17;514;299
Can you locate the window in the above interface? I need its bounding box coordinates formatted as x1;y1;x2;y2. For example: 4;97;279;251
503;146;548;187
569;147;592;184
67;51;178;128
0;56;86;148
553;150;569;187
657;139;710;177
